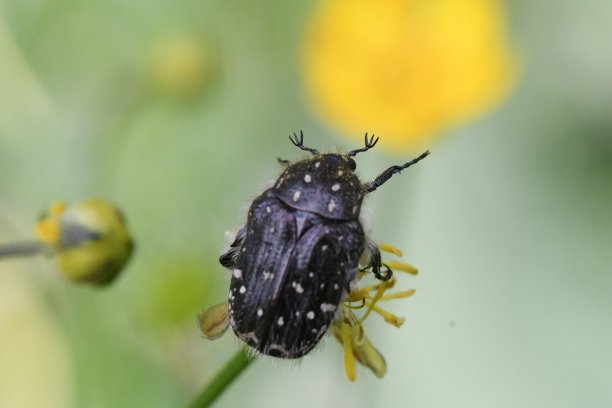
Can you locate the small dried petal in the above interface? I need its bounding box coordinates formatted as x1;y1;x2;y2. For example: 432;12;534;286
198;303;230;340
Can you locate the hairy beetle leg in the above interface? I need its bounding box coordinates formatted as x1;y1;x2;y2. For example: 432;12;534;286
277;157;291;167
219;227;246;269
363;240;393;281
349;242;417;328
198;302;230;340
364;150;430;193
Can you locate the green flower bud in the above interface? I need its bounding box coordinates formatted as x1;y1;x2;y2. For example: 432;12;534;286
35;199;134;285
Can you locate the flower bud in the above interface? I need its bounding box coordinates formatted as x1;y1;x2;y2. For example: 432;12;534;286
35;199;134;285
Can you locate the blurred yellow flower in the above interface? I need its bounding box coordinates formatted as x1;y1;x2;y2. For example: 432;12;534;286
302;0;518;150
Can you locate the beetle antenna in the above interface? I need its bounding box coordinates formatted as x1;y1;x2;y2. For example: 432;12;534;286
365;150;430;193
348;133;379;157
289;131;319;155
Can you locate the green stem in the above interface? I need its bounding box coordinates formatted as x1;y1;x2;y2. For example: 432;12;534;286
186;348;255;408
0;240;48;259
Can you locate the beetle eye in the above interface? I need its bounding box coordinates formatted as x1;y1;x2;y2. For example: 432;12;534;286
348;158;357;171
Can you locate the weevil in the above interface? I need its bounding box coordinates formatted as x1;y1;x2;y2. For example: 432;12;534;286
219;132;429;358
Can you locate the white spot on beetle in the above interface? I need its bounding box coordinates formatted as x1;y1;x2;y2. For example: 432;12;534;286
307;311;315;319
337;170;344;176
257;308;263;317
263;271;274;280
308;272;314;278
270;227;275;233
328;199;337;212
352;205;358;214
314;162;321;168
295;283;304;293
293;191;301;202
233;269;242;279
321;245;328;251
320;283;325;289
266;206;271;213
295;311;300;316
277;317;284;326
333;283;339;290
332;183;341;191
320;303;336;312
304;174;312;183
239;286;246;294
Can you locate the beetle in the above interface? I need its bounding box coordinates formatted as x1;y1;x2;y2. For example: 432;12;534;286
219;132;429;358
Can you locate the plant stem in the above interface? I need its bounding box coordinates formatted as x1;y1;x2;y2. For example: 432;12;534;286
0;240;47;259
186;348;255;408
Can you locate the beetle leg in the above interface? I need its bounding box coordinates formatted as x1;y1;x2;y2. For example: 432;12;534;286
219;227;246;269
364;150;430;193
363;239;393;281
277;157;291;167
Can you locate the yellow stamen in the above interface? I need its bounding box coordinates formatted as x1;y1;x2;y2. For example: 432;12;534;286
358;276;397;294
378;243;403;257
385;260;418;275
380;289;416;301
371;304;405;328
359;280;389;322
347;288;370;302
340;322;357;382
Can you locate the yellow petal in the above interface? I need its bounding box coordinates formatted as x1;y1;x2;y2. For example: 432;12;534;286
352;335;387;379
302;0;518;150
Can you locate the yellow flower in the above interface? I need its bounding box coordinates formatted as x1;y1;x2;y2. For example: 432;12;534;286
302;0;518;151
332;242;416;381
35;199;134;285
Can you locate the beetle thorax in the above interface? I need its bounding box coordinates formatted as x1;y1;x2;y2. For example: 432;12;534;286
273;154;364;220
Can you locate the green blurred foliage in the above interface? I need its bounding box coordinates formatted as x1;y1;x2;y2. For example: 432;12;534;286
0;0;611;407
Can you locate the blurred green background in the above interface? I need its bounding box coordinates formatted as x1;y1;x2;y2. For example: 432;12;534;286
0;0;611;407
